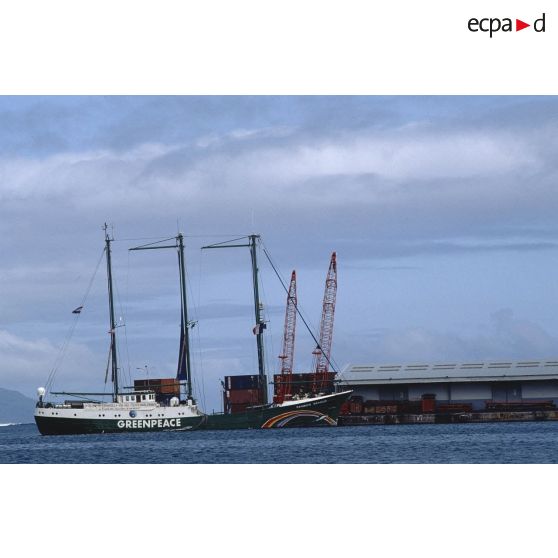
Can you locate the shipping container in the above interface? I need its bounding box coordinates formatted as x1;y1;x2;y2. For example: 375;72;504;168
226;388;262;405
348;396;363;415
273;372;336;396
134;378;178;389
134;378;180;397
398;401;422;413
438;403;474;413
225;375;263;390
484;400;554;412
159;382;180;395
339;401;351;415
421;394;436;413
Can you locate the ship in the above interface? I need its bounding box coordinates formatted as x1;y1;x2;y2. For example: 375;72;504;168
34;226;351;435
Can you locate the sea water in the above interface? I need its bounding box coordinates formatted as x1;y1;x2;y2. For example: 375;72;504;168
2;421;558;463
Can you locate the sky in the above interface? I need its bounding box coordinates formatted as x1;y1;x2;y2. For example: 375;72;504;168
1;95;558;410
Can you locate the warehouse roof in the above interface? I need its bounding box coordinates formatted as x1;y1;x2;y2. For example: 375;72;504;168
340;360;558;385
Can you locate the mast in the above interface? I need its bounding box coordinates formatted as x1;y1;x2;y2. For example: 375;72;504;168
104;223;119;402
177;233;192;400
129;234;193;401
249;235;266;397
202;235;268;405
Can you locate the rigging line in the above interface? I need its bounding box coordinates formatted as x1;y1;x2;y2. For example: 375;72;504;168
258;260;276;376
201;235;251;248
128;236;177;250
113;236;177;242
123;248;133;387
260;244;339;375
115;338;126;395
195;323;206;409
113;256;132;389
102;357;109;407
186;263;198;321
116;234;251;241
197;245;204;312
104;345;112;385
45;247;106;394
57;393;105;403
181;234;250;238
112;285;126;377
45;313;79;393
186;264;203;401
195;248;207;409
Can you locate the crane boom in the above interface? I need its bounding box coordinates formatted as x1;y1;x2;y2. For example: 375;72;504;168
276;270;297;403
312;252;337;392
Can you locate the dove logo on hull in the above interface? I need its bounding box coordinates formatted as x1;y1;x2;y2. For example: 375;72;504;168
468;13;546;37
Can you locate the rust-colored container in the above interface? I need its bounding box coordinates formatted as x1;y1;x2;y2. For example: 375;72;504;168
421;394;436;413
134;379;161;389
439;403;473;413
363;402;376;414
160;381;180;395
348;396;363;415
226;388;262;405
273;372;336;396
339;401;351;415
134;378;180;399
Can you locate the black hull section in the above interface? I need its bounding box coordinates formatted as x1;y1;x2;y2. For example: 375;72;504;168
34;415;202;436
35;392;351;435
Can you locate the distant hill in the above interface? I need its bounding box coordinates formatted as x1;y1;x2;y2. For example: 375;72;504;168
0;388;36;424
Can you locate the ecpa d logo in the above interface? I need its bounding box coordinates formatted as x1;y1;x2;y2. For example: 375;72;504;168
468;13;546;37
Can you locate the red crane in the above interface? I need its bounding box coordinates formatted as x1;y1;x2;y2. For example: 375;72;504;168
312;252;337;393
276;270;297;404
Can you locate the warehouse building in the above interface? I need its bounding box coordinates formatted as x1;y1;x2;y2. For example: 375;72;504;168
339;360;558;411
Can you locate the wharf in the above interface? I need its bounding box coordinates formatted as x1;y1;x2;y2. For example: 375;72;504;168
338;410;558;426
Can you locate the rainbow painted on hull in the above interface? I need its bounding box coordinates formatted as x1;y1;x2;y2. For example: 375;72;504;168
261;409;338;428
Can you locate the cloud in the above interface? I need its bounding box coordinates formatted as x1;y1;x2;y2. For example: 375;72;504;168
338;309;558;366
0;114;555;247
0;329;100;397
2;96;558;400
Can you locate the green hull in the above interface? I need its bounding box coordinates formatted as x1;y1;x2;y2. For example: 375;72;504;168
35;391;352;435
202;391;350;430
